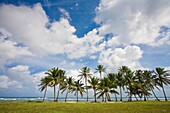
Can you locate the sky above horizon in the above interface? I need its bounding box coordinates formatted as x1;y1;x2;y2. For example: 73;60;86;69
0;0;170;97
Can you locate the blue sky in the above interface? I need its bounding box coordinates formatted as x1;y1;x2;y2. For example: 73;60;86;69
0;0;170;97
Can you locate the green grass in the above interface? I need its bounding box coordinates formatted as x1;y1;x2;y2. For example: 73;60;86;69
0;101;170;113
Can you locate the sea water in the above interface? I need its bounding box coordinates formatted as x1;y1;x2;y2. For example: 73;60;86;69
0;97;169;102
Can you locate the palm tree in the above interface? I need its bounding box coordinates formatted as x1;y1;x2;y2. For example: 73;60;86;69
107;73;118;101
87;76;99;102
56;69;66;102
119;66;133;101
38;76;53;101
78;67;91;102
143;70;160;101
116;72;125;101
60;77;74;102
45;67;60;102
154;67;170;101
95;64;106;79
97;77;118;102
72;80;84;102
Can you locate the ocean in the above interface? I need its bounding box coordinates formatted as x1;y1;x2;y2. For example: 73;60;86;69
0;97;169;102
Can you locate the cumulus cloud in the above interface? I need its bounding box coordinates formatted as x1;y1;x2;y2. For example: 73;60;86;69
95;0;170;46
0;32;32;66
0;65;47;95
66;29;104;59
98;45;143;72
0;75;22;89
0;3;105;61
0;4;77;56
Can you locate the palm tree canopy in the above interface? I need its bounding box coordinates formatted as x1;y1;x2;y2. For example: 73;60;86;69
87;76;99;89
38;76;53;92
78;67;92;80
97;77;118;99
72;80;84;97
95;65;106;73
60;77;74;94
155;67;170;85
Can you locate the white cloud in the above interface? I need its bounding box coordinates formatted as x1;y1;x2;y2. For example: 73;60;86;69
0;75;22;89
0;4;76;56
65;28;104;59
66;69;80;81
58;8;71;21
95;0;170;46
0;4;105;61
98;45;143;72
0;32;32;66
0;65;47;95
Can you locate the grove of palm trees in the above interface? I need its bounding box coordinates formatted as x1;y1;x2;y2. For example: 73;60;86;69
39;65;170;102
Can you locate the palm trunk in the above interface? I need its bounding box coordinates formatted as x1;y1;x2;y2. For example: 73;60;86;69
65;90;68;102
102;95;104;102
56;84;60;101
43;86;47;102
151;88;160;101
100;72;102;79
105;93;107;102
54;85;56;102
77;92;78;102
85;78;88;102
161;81;167;101
94;89;97;102
119;86;122;101
144;95;146;101
129;93;132;101
134;94;138;101
115;93;117;101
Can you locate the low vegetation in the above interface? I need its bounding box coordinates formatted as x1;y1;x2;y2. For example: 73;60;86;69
0;101;170;113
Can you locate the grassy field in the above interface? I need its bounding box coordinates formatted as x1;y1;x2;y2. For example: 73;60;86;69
0;101;170;113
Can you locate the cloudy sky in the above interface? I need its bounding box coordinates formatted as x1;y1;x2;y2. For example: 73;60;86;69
0;0;170;97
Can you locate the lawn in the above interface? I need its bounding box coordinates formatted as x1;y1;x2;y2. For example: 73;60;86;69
0;101;170;113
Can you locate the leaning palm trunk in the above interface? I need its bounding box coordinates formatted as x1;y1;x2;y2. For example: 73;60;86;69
102;95;104;102
65;90;69;102
43;86;47;102
161;81;168;101
56;85;61;101
115;94;117;101
134;94;138;101
151;88;160;101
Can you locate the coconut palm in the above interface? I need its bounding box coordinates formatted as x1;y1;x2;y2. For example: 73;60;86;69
97;77;118;102
60;77;74;102
95;64;106;79
78;67;91;102
119;66;133;101
87;76;99;102
143;70;160;101
45;67;60;101
116;72;125;101
72;80;84;102
38;76;53;101
154;67;170;101
107;73;118;101
56;69;66;102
